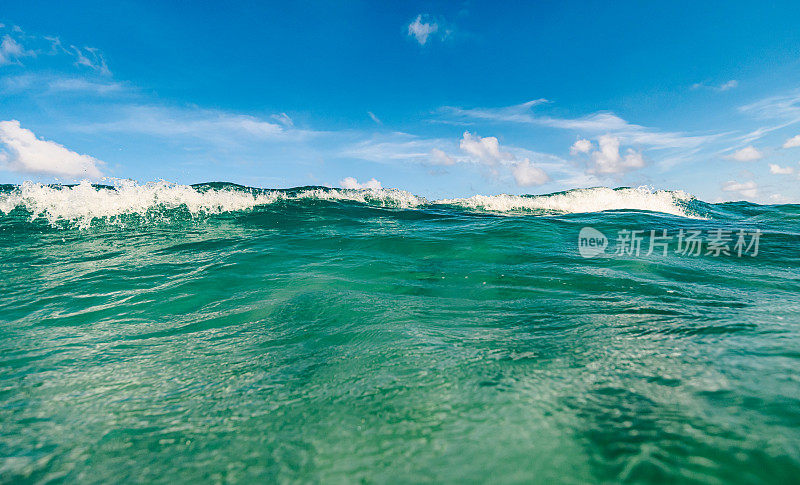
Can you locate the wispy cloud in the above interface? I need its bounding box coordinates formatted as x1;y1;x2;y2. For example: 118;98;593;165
43;35;110;74
69;45;109;75
739;90;800;120
691;79;739;92
72;105;294;142
430;148;455;166
0;34;34;65
732;90;800;146
438;99;550;124
438;100;716;150
0;73;127;98
721;180;758;199
340;133;445;164
717;80;739;91
270;112;294;128
46;76;123;94
0;25;111;74
367;111;382;125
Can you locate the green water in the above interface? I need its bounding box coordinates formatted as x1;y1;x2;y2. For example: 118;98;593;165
1;184;799;483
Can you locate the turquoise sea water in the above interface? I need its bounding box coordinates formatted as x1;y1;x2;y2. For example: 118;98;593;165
1;182;799;483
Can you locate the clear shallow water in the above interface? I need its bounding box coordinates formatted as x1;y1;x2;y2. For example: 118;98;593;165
1;182;799;483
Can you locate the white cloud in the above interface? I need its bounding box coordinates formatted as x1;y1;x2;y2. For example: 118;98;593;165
512;160;549;186
458;132;549;186
588;135;645;174
769;163;794;175
368;111;382;125
459;132;512;165
570;138;592;155
430;148;455;166
783;134;800;148
407;15;438;45
0;120;103;178
726;146;763;162
721;180;758;199
0;35;33;65
339;176;382;190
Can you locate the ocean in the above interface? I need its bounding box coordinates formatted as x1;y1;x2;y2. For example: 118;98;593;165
1;181;798;483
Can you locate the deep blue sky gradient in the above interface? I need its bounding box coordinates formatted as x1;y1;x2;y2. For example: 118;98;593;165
2;1;800;201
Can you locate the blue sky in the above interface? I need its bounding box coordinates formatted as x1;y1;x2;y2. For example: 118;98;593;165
2;1;800;202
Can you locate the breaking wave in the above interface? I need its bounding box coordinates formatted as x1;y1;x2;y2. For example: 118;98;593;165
437;187;697;218
0;180;705;227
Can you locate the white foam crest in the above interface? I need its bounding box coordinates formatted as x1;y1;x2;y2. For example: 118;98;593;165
0;180;282;228
435;187;699;218
294;187;427;208
0;182;703;227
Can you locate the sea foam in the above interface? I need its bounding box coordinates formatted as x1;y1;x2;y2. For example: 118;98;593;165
436;187;697;218
0;180;281;228
293;187;427;208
